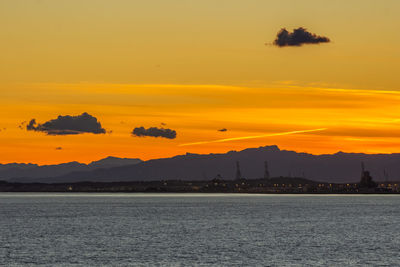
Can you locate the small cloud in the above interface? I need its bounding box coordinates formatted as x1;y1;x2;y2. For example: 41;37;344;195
132;126;177;139
19;121;27;129
26;112;106;135
218;128;228;132
273;27;330;47
55;147;63;150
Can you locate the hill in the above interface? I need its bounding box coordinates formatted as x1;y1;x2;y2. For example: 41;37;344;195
9;145;400;183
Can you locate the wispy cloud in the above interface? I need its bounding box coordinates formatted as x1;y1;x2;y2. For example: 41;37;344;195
179;128;327;146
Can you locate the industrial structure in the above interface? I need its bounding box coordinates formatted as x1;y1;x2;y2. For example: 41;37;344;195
264;161;270;179
235;161;242;180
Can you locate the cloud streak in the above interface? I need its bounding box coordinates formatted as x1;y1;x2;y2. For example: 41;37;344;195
179;128;327;146
273;27;330;47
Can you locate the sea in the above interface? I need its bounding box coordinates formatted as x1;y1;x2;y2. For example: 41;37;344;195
0;193;399;266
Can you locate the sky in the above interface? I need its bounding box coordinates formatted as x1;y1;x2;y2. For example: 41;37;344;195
0;0;400;164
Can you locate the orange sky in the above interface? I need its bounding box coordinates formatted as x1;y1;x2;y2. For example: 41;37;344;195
0;0;400;164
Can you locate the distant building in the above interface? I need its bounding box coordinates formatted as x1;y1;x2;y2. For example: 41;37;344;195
359;162;376;188
212;174;223;184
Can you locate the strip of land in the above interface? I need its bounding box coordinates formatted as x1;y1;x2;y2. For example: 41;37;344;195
1;177;398;194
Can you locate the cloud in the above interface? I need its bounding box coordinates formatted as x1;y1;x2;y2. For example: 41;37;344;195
26;112;106;135
218;128;228;132
273;27;330;47
55;147;63;150
132;126;177;139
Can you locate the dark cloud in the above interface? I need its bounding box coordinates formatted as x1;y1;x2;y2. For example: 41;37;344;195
132;126;177;139
218;128;228;132
273;27;330;47
26;119;37;131
55;147;63;150
26;112;106;135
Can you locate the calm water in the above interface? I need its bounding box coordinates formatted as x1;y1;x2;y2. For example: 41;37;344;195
0;194;399;266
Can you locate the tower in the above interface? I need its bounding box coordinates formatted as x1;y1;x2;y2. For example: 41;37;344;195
264;161;270;179
235;161;242;180
384;169;389;182
361;162;365;178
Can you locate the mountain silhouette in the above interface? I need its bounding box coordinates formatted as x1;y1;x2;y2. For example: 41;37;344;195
0;157;142;181
6;145;400;183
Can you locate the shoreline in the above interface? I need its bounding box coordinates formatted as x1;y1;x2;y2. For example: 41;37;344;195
1;177;399;194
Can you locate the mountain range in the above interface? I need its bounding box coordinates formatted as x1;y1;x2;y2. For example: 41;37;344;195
0;157;142;181
2;145;400;184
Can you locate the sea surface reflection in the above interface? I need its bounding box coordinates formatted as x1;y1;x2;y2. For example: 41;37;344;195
1;193;399;266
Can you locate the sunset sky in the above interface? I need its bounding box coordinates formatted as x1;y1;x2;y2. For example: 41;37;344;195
1;0;400;164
